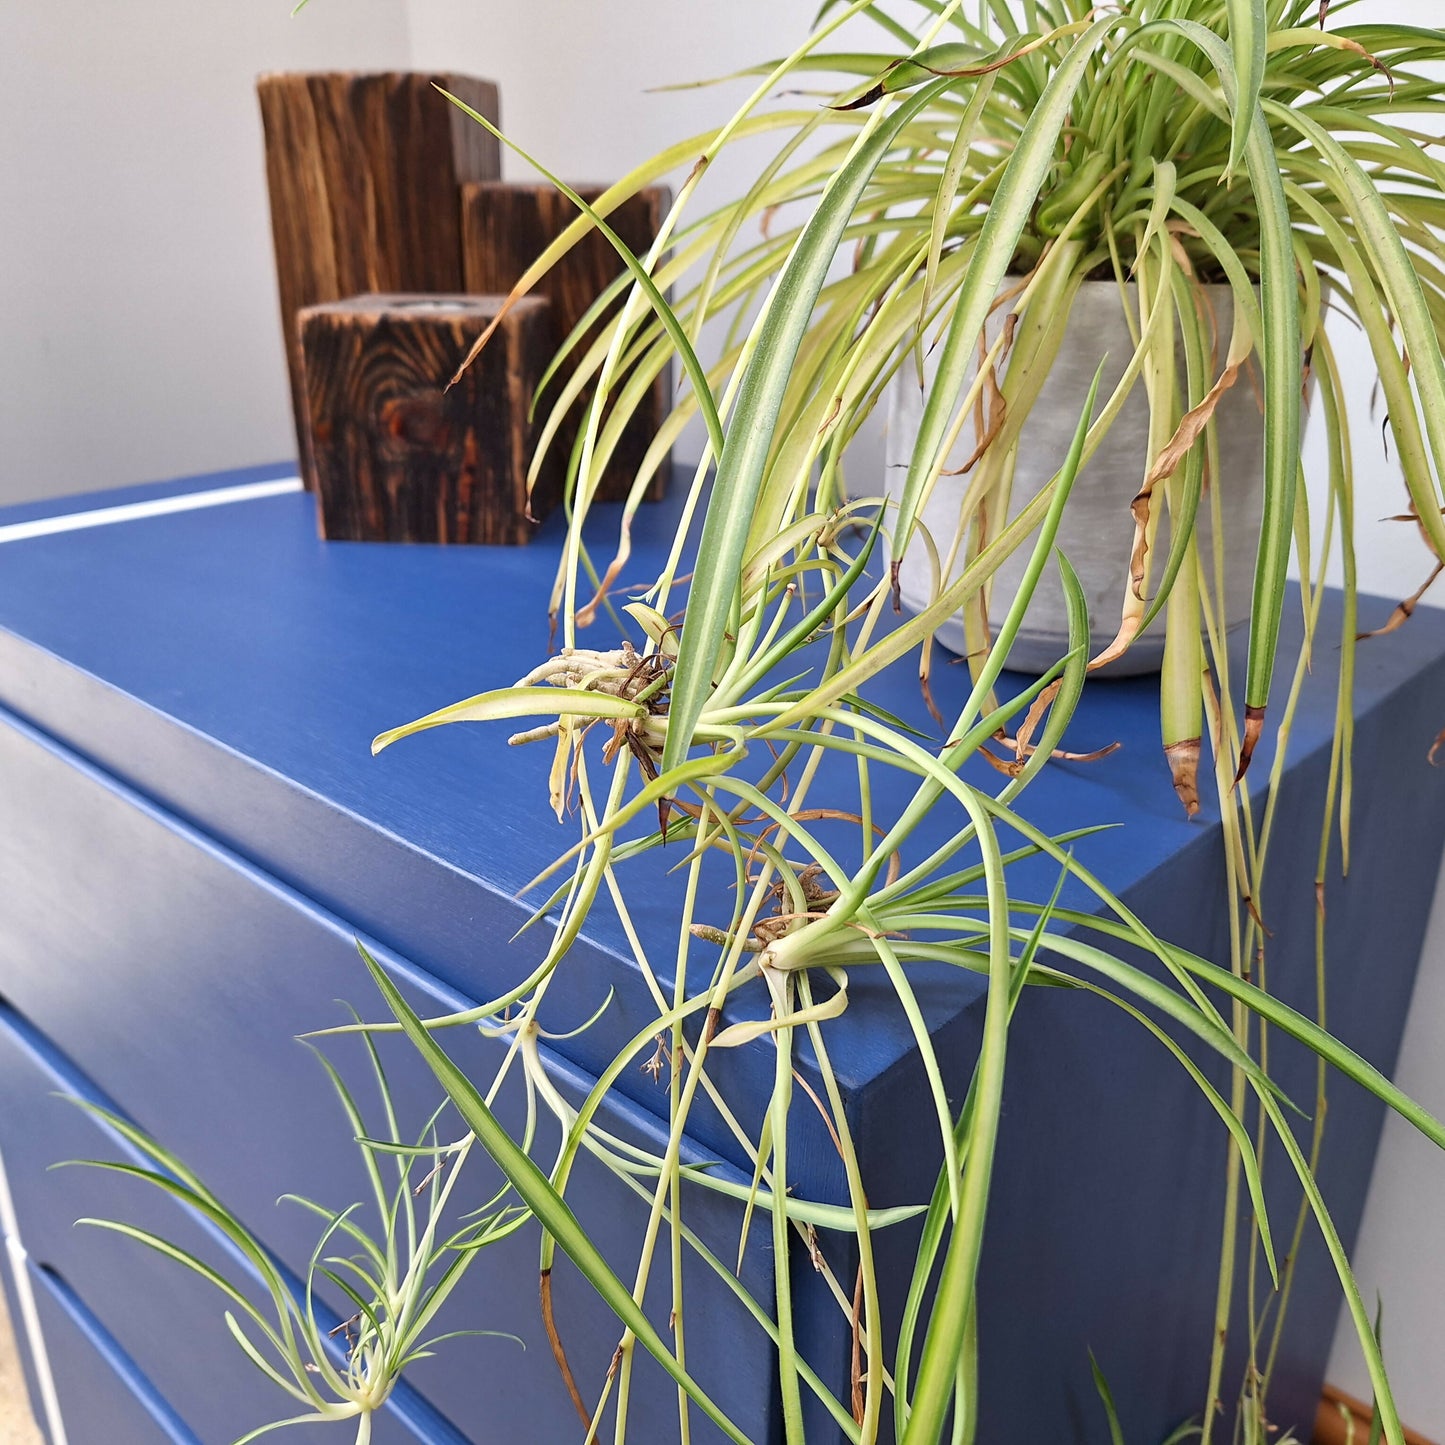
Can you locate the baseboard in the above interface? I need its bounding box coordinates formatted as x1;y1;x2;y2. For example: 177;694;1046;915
1316;1384;1439;1445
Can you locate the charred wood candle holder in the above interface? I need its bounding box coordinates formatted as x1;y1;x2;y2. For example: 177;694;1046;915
461;182;672;503
299;293;561;545
257;72;502;488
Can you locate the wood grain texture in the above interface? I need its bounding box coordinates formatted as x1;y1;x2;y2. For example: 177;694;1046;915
1315;1385;1439;1445
300;294;560;544
257;72;501;486
461;182;672;503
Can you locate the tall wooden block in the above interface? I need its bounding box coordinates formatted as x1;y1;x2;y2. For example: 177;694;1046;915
299;294;560;545
461;182;672;503
257;72;502;485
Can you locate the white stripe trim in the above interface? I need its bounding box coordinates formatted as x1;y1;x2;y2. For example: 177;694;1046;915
0;1145;66;1445
0;477;303;545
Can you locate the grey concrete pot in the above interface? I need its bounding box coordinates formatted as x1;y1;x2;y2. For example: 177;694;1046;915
884;280;1265;676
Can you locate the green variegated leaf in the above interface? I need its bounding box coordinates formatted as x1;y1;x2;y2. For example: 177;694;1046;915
660;71;960;776
1225;0;1267;175
372;688;644;756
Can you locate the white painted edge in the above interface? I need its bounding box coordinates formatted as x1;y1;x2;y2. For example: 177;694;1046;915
0;477;304;545
0;1144;67;1445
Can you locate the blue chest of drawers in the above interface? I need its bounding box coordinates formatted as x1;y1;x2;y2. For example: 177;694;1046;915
0;464;1442;1445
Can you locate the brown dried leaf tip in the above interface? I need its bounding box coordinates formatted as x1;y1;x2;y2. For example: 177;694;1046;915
1131;362;1243;599
1234;705;1266;785
1166;738;1202;818
540;1268;590;1428
833;80;885;112
1128;487;1154;601
1356;561;1444;641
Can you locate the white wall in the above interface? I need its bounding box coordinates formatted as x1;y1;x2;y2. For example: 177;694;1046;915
407;0;810;201
1299;316;1443;604
1313;1;1445;1427
4;0;1445;1430
0;1;412;504
1328;880;1445;1429
1295;0;1445;604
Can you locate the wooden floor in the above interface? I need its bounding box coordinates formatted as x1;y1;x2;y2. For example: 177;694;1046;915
0;1287;39;1445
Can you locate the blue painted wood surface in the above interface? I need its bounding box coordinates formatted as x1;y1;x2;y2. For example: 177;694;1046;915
0;464;1441;1442
0;998;479;1445
26;1261;200;1445
0;713;769;1445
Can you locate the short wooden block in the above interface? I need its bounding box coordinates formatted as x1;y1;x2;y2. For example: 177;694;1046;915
299;294;560;545
461;181;672;503
257;72;502;486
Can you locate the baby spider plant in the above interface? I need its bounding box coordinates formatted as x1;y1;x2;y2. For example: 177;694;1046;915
65;1026;525;1445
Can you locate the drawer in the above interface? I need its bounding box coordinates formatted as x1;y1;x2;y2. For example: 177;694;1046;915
23;1259;196;1445
0;716;777;1442
0;1003;463;1445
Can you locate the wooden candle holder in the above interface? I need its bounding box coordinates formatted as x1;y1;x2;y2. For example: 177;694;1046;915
299;294;561;545
257;72;502;487
461;182;672;503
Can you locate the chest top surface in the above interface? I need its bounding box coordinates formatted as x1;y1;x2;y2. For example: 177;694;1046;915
0;462;1436;1094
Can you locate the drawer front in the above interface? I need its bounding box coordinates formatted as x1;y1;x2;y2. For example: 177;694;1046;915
0;714;776;1444
0;1005;455;1445
25;1259;195;1445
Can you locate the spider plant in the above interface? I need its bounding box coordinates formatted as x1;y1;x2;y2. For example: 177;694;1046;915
86;1;1445;1442
361;427;1435;1445
370;2;1444;1440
